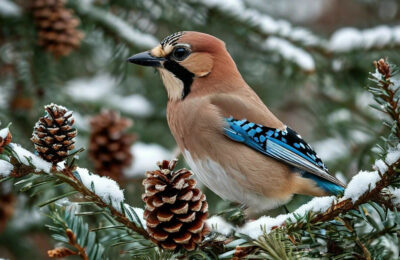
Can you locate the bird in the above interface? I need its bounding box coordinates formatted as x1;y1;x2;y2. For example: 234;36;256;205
127;31;345;214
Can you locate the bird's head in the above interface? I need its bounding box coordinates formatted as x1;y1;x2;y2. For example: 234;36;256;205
127;31;242;101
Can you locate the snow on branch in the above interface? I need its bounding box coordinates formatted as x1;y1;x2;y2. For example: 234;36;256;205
0;126;9;139
196;0;323;47
195;0;319;71
72;0;158;48
238;196;336;239
0;159;13;177
64;74;153;117
343;170;381;203
1;140;149;238
329;26;400;53
206;215;235;236
124;142;173;178
75;167;125;211
0;0;21;17
262;37;315;72
9;143;52;173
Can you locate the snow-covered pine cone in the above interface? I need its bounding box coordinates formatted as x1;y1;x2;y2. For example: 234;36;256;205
31;0;84;57
142;160;209;251
88;110;135;181
31;103;76;164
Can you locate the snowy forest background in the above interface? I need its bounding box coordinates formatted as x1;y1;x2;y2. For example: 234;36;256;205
1;0;400;259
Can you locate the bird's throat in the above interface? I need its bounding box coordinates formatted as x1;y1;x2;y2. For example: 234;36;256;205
158;68;184;101
159;61;194;101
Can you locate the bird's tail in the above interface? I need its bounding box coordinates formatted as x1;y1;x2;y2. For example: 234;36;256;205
301;172;345;195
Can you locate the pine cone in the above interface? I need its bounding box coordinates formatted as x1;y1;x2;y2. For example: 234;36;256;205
0;128;12;154
142;160;209;251
31;103;77;164
88;110;135;181
31;0;84;57
0;192;15;233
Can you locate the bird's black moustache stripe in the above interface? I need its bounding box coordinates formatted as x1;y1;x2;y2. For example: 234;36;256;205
163;60;194;99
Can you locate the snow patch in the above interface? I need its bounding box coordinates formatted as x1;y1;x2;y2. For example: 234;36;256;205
291;196;335;219
373;159;388;174
109;95;153;117
75;1;157;48
237;215;284;239
335;172;347;185
0;127;9;139
238;196;335;239
0;160;13;177
65;75;153;117
329;26;400;52
0;0;21;17
206;216;234;236
72;112;90;131
312;137;348;162
389;73;400;93
390;188;400;206
124;142;173;178
75;167;125;211
199;0;321;46
123;204;146;226
385;144;400;165
263;37;315;71
9;143;52;173
344;171;381;202
65;75;115;102
327;109;351;123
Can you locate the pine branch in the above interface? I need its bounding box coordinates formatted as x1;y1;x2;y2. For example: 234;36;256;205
1;145;149;239
49;228;89;260
220;58;400;258
69;0;157;49
46;204;105;259
287;59;400;227
312;161;398;223
290;58;400;225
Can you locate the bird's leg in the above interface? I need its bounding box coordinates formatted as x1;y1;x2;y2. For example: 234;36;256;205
220;202;247;226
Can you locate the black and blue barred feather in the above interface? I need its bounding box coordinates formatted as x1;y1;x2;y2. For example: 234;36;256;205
223;117;344;195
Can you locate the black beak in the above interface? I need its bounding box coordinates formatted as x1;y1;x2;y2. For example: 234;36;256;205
127;51;166;67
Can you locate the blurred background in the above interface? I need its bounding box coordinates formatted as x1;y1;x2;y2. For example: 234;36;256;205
1;0;400;258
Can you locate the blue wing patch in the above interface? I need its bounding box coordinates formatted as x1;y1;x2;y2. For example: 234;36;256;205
224;117;344;194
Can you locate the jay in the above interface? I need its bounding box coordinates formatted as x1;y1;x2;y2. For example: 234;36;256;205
128;31;345;213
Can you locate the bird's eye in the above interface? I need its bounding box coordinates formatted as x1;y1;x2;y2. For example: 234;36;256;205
172;47;190;61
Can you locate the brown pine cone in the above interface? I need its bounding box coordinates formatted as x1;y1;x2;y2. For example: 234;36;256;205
142;160;209;251
31;103;77;164
88;110;135;181
31;0;84;57
0;127;12;154
0;192;15;233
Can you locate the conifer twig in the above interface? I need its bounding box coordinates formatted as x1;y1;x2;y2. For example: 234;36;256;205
306;58;400;224
47;229;89;259
3;156;149;239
